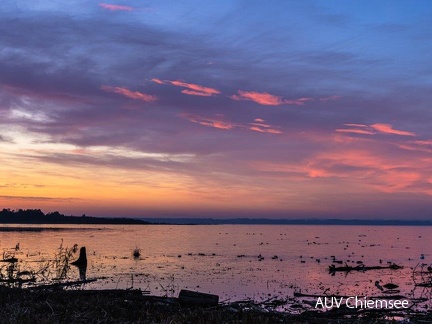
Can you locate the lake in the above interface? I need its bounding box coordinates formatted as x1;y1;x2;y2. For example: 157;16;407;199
1;224;431;304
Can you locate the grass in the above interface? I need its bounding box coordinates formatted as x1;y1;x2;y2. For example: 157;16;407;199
1;286;431;323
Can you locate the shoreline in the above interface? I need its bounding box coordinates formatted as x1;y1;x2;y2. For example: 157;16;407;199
1;286;430;323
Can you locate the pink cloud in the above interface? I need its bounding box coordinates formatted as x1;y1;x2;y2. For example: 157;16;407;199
231;90;312;106
182;114;236;130
182;114;282;134
335;129;375;135
336;123;416;137
249;126;282;134
99;3;134;11
344;123;369;128
370;123;416;136
248;119;282;134
398;140;432;153
152;78;220;96
181;89;213;97
169;80;220;96
150;78;164;85
411;140;432;146
303;140;432;195
101;85;156;102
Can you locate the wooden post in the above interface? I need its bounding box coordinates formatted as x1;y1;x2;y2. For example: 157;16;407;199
71;247;87;280
71;247;87;266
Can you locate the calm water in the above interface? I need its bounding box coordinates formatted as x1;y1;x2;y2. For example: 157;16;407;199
1;224;431;303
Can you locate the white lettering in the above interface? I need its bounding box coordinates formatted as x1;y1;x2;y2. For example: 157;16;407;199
334;297;344;308
315;297;324;309
346;297;355;308
317;296;410;310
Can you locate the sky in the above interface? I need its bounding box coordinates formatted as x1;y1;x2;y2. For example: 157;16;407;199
0;1;431;219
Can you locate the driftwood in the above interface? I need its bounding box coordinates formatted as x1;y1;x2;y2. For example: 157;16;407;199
0;257;18;263
329;263;403;273
178;289;219;307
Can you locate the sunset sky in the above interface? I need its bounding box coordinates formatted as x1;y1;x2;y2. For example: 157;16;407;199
1;1;431;219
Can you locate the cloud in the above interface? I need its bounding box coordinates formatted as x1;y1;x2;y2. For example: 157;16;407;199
398;140;432;153
0;195;78;201
101;85;157;102
182;114;237;130
231;90;312;106
181;89;214;97
248;120;282;134
0;135;13;142
343;123;369;128
303;147;431;195
249;126;282;134
99;3;134;11
182;114;282;134
336;123;416;137
413;140;432;146
151;78;165;85
370;123;416;136
151;78;220;96
335;128;375;135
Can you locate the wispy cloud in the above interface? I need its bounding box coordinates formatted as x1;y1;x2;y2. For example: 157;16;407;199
0;195;78;201
181;89;214;97
182;114;282;134
344;124;369;128
151;78;220;96
398;139;432;153
101;85;157;102
151;78;165;85
336;123;416;137
249;119;282;134
335;124;375;135
231;90;312;106
99;3;134;11
182;114;236;130
335;128;375;135
413;140;432;146
370;123;416;136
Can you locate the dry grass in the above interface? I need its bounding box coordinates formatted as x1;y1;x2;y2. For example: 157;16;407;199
1;286;430;323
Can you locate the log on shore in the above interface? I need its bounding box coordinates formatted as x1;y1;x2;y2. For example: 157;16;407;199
329;263;403;273
178;289;219;307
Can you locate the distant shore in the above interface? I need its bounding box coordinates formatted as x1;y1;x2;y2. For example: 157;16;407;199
2;209;432;226
0;209;149;225
141;217;432;226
